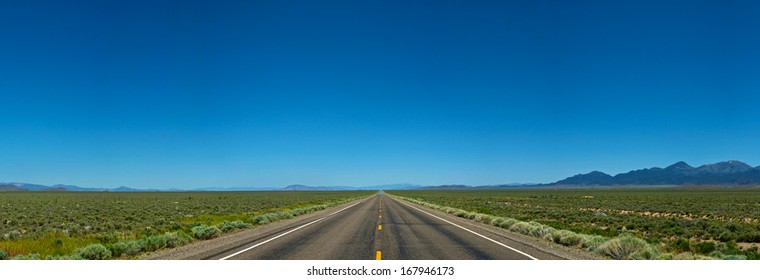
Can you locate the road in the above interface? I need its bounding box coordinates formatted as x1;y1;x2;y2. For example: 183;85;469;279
192;194;579;260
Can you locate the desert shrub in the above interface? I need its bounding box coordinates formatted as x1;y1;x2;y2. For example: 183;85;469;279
718;231;737;242
695;242;716;255
192;225;221;240
251;214;271;225
551;230;573;243
490;217;505;226
721;254;747;260
510;222;535;235
113;240;143;257
453;210;468;218
671;237;691;253
557;231;584;247
141;235;168;251
595;236;651;260
498;218;519;229
474;214;494;224
0;249;7;260
46;255;76;260
12;253;41;260
252;212;293;225
737;232;760;243
673;252;715;260
73;244;112;260
3;230;21;240
218;220;251;232
629;244;662;260
163;232;190;248
709;251;746;260
277;211;295;220
581;235;609;251
528;223;555;240
466;212;477;219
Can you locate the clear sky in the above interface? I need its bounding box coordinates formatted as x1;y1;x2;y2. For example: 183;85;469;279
1;0;759;189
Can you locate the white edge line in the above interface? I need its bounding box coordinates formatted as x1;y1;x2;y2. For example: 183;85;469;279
219;199;368;260
397;198;539;260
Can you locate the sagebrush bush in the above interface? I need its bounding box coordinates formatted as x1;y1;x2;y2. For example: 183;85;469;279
498;218;519;229
113;240;143;257
12;253;41;260
163;232;190;248
218;220;251;232
721;254;747;260
142;235;168;251
453;210;468;218
629;243;662;260
595;236;650;260
657;253;674;260
74;244;112;260
3;230;21;241
490;217;505;226
474;214;494;224
251;215;271;225
46;255;76;260
510;222;535;235
581;235;608;251
0;249;8;260
528;223;555;240
555;230;583;246
252;212;293;225
192;225;221;240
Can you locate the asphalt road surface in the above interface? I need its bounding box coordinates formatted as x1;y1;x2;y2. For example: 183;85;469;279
198;194;577;260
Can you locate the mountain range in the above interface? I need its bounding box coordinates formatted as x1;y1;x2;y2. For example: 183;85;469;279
3;161;760;192
553;160;760;185
0;182;423;192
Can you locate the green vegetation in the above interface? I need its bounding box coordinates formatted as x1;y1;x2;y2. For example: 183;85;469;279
0;191;371;259
73;244;112;260
389;188;760;260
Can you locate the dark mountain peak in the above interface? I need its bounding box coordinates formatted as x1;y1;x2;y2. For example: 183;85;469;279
554;171;613;185
696;160;752;174
666;161;694;170
553;160;760;186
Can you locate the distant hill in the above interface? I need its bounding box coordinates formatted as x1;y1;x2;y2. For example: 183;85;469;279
282;184;334;191
0;182;162;192
0;184;28;191
282;184;422;191
420;185;473;190
553;160;760;186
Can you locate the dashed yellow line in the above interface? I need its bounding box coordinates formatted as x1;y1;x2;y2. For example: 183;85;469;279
378;224;382;230
376;250;382;260
379;215;382;219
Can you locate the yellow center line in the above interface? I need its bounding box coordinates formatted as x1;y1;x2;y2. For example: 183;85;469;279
378;224;382;230
379;215;382;218
376;250;382;260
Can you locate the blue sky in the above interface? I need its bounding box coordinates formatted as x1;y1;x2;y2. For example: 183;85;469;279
1;0;759;189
